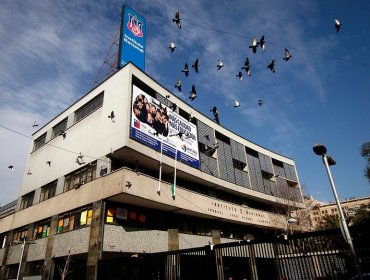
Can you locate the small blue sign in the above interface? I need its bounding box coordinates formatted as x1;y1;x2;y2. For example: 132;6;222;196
118;5;146;71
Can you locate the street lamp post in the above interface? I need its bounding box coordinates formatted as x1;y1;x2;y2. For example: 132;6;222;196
313;144;363;279
15;239;36;280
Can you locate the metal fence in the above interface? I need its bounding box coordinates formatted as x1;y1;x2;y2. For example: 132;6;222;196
141;225;370;280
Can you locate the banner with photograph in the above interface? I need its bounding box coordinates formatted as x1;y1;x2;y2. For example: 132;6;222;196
130;85;200;168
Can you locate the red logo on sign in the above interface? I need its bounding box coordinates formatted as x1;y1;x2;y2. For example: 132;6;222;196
127;13;143;37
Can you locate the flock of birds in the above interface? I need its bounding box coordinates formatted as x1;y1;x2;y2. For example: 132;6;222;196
169;9;342;123
5;10;343;172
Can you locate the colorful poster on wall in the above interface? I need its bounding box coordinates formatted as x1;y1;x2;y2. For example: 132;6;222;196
130;85;200;168
118;5;146;71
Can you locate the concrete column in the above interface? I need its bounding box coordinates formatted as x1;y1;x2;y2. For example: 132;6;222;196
86;200;104;280
42;215;59;280
55;176;65;196
167;229;179;251
167;229;179;280
211;230;223;280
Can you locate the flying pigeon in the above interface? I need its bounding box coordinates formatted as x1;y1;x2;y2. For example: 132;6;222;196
8;165;14;170
210;106;220;124
173;9;181;29
46;161;51;167
236;71;243;80
170;131;183;140
192;58;199;73
108;111;115;119
258;99;264;106
216;60;224;70
249;37;258;54
182;63;189;77
189;112;194;122
267;60;275;73
234;100;241;108
334;19;342;32
241;57;251;76
259;35;266;50
59;130;66;139
169;42;176;52
175;80;182;92
283;48;292;61
170;103;177;111
189;84;197;101
32;121;38;127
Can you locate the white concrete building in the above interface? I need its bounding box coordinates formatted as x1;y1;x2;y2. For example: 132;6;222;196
0;63;304;279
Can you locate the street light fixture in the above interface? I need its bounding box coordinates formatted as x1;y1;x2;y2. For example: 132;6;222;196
283;217;298;239
313;143;363;279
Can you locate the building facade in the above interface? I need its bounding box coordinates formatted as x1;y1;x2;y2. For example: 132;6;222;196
309;196;370;229
0;63;304;279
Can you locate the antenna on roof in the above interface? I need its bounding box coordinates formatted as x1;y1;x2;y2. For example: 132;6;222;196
92;25;121;88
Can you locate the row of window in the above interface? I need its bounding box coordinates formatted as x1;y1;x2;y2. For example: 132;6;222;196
1;199;276;253
20;163;97;211
5;205;94;245
57;207;93;233
33;92;104;151
104;203;266;240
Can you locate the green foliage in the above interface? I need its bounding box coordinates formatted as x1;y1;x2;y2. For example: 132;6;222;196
351;204;370;226
317;214;340;230
360;141;370;183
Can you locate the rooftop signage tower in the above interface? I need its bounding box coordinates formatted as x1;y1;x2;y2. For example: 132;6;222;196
118;5;146;71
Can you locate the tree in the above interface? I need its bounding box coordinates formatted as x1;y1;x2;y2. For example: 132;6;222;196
350;204;370;226
360;141;370;183
316;214;340;230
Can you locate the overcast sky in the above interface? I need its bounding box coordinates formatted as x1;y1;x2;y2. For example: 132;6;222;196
1;0;369;206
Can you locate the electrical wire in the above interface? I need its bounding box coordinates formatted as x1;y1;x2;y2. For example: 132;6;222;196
0;124;109;164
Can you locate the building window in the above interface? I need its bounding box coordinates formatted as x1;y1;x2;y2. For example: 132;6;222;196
64;162;97;192
52;118;67;139
233;159;246;171
261;170;273;180
215;131;230;144
245;147;259;158
33;133;46;151
25;261;44;277
105;206;147;228
75;92;104;123
57;206;93;234
33;220;50;239
13;227;28;243
20;192;35;210
40;181;57;202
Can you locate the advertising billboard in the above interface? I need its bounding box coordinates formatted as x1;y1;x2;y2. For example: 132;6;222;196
118;5;146;71
131;85;200;169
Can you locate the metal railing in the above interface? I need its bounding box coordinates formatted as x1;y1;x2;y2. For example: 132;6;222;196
141;225;370;280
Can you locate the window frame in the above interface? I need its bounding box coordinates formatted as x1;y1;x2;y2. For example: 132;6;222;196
57;206;93;234
51;118;68;139
40;181;57;202
33;133;46;151
33;220;51;240
20;192;35;210
74;92;104;124
63;162;97;192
